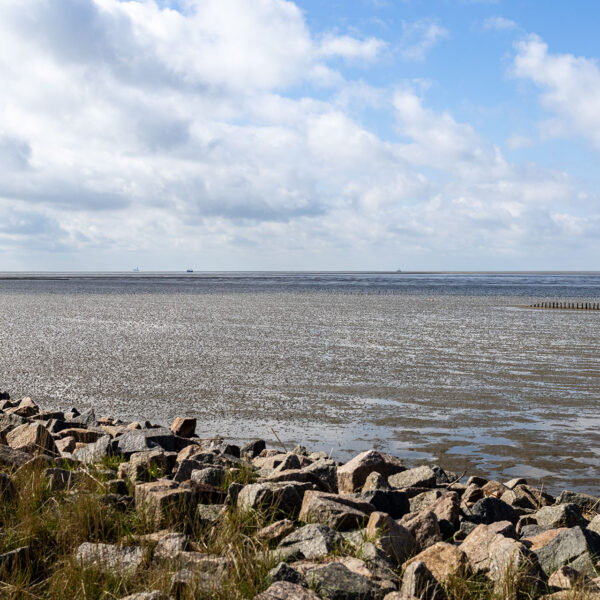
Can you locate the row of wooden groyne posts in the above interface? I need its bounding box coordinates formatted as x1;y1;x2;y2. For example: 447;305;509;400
529;301;600;310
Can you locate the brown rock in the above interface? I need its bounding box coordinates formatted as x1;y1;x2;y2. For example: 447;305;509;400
429;492;460;536
548;565;591;590
404;542;470;584
482;480;506;498
366;511;417;565
6;423;58;456
400;560;447;600
55;436;77;454
135;479;196;525
7;397;39;417
56;428;103;444
362;471;390;492
299;490;374;530
388;466;437;489
461;483;484;506
170;417;196;438
399;510;442;550
175;443;204;463
337;450;404;494
256;519;295;544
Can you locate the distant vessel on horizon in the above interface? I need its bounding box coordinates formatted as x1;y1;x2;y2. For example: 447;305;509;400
133;266;140;272
186;269;194;273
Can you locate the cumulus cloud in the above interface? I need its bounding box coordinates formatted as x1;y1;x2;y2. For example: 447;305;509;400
0;1;597;269
513;34;600;150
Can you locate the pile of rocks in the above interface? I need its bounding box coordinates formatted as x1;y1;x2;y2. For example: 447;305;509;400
1;391;600;599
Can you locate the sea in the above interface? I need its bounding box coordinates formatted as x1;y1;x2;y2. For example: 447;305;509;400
0;271;599;494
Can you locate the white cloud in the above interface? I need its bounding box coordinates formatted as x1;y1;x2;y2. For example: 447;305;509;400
513;34;600;149
399;19;448;61
482;16;518;31
0;1;597;269
319;35;386;61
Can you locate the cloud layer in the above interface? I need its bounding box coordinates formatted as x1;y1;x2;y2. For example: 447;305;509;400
0;0;598;269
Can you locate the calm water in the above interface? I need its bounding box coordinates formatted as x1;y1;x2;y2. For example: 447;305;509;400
1;272;599;494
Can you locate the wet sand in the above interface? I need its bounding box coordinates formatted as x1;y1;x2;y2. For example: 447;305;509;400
0;273;598;494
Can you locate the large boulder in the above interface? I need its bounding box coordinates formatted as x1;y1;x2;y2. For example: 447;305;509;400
358;489;410;519
275;523;344;561
366;512;417;566
135;479;196;525
299;490;374;530
468;497;518;525
403;542;470;585
170;417;196;438
535;504;587;529
399;510;442;550
113;428;193;457
238;481;313;515
6;423;58;456
388;466;437;490
337;450;405;494
554;491;600;514
73;435;112;464
121;449;168;482
309;562;385;600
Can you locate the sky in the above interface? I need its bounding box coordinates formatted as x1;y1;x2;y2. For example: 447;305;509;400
1;0;599;271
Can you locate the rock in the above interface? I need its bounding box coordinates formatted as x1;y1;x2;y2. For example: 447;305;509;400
73;435;112;464
75;542;144;574
403;542;470;585
554;491;600;514
430;465;452;485
8;397;39;417
170;551;231;575
428;492;460;537
399;510;442;550
241;438;266;459
299;490;374;530
71;408;98;428
269;453;301;475
547;565;592;590
123;449;168;482
362;472;390;492
505;478;528;489
500;485;540;511
257;519;296;544
44;467;77;491
152;533;189;559
196;503;226;525
238;481;313;515
190;466;224;487
169;568;211;597
535;504;586;529
7;423;58;456
56;436;77;453
254;581;321;600
56;428;103;444
300;459;340;493
269;562;307;586
366;512;417;565
388;466;437;489
468;496;518;525
0;472;16;499
174;458;210;483
526;526;600;576
135;480;196;525
275;524;344;561
310;562;385;600
482;480;506;498
461;523;540;586
587;514;600;535
358;489;410;519
0;412;30;434
266;468;332;492
337;450;405;494
170;417;196;438
409;490;442;513
461;484;484;506
113;428;193;457
400;561;447;600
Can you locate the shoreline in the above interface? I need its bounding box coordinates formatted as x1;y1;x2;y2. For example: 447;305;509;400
1;392;599;599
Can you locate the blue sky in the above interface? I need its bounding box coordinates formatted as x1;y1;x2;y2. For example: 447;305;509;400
0;0;599;271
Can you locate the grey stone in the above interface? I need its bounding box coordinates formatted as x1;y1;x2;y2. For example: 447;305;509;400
468;497;518;525
241;438;266;458
275;523;344;561
73;435;112;464
303;458;339;493
535;504;586;529
153;532;189;559
269;562;307;586
310;562;384;600
75;542;144;574
255;581;321;600
388;466;437;489
337;450;405;494
299;490;374;530
358;489;410;519
400;561;446;600
113;428;193;457
124;449;168;482
238;481;313;515
71;408;98;428
362;472;389;492
366;512;417;566
399;510;442;550
190;466;224;487
555;491;600;514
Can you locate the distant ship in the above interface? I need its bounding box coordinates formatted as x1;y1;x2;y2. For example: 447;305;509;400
133;267;140;272
186;269;194;273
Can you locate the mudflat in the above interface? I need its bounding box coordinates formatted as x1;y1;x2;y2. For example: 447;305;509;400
0;272;598;493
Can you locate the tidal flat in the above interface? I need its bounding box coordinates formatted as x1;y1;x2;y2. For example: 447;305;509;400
0;272;598;494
